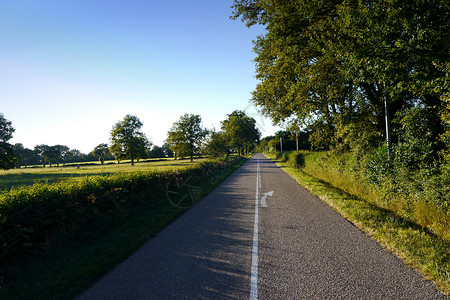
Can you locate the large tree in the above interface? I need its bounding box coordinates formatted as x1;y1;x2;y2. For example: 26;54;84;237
13;143;37;168
166;114;206;162
221;110;261;155
92;143;112;164
0;113;16;170
34;144;51;167
50;145;70;166
232;0;449;152
110;115;149;165
148;145;165;158
67;149;81;163
202;130;229;158
161;142;174;158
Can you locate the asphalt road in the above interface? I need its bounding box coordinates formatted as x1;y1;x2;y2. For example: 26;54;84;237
78;154;448;299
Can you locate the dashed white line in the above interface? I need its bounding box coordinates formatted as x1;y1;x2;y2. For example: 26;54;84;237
250;155;260;300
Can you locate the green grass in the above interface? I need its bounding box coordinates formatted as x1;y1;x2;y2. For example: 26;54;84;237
298;151;450;241
267;154;450;296
0;156;248;300
0;158;205;191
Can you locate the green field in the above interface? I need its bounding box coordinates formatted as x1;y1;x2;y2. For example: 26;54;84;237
0;158;206;191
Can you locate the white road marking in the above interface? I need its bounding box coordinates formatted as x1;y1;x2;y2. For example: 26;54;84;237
260;191;274;207
250;155;260;300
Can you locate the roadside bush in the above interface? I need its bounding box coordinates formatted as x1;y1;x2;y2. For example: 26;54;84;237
277;151;305;169
0;172;163;260
276;149;449;240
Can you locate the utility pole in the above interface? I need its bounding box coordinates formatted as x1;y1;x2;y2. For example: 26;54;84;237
384;87;392;157
280;137;283;154
296;132;299;155
274;141;276;155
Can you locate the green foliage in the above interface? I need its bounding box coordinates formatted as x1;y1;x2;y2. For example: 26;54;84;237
240;0;449;246
0;173;153;259
0;113;16;170
110;115;149;165
259;130;310;154
441;95;450;162
202;130;229;158
92;143;112;164
232;0;449;151
255;136;272;153
34;144;51;167
276;150;449;241
0;113;14;143
395;107;437;169
0;157;242;262
147;145;166;158
161;142;174;158
221;110;261;155
0;142;15;171
366;106;449;206
166;114;207;162
49;145;70;166
365;146;392;186
276;151;305;169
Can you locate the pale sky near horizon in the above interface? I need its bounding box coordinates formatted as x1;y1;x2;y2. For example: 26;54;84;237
1;0;280;153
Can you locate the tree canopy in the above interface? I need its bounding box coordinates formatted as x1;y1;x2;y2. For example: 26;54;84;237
202;130;230;158
0;113;16;170
221;110;261;155
110;115;149;165
166;114;206;162
92;143;113;164
232;0;449;152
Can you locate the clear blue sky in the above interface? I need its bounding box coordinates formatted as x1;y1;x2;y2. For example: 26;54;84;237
1;0;280;153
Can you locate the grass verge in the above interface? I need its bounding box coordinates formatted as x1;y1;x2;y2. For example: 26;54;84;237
0;156;248;300
267;154;450;296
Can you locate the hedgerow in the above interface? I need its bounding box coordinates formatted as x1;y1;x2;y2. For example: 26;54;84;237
0;157;239;261
276;151;449;241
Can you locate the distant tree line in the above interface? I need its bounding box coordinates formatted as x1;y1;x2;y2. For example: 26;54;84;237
164;111;261;160
13;144;97;168
258;130;311;154
0;110;261;169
